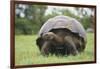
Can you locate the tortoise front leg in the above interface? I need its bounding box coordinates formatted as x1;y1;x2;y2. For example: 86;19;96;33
41;41;51;56
64;36;79;56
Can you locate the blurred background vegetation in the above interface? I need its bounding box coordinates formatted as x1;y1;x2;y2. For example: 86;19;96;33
15;4;95;35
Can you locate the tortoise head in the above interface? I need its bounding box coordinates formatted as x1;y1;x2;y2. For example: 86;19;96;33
42;32;56;41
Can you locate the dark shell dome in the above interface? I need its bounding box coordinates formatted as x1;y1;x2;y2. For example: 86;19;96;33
38;15;87;42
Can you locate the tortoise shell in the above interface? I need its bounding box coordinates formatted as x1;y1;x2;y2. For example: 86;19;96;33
38;15;87;42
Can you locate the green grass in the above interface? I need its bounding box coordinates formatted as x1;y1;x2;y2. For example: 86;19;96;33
15;33;95;65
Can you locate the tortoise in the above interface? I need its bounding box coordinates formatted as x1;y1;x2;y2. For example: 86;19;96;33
36;15;87;56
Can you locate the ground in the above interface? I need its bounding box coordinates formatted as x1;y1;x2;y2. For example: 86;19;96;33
15;33;95;65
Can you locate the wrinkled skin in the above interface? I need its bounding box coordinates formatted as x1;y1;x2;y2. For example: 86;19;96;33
36;28;86;56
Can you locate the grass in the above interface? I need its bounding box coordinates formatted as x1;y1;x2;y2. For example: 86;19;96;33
15;33;95;65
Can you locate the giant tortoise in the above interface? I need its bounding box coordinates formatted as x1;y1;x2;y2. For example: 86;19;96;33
36;15;87;56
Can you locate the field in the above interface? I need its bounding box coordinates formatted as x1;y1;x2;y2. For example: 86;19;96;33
15;33;95;65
